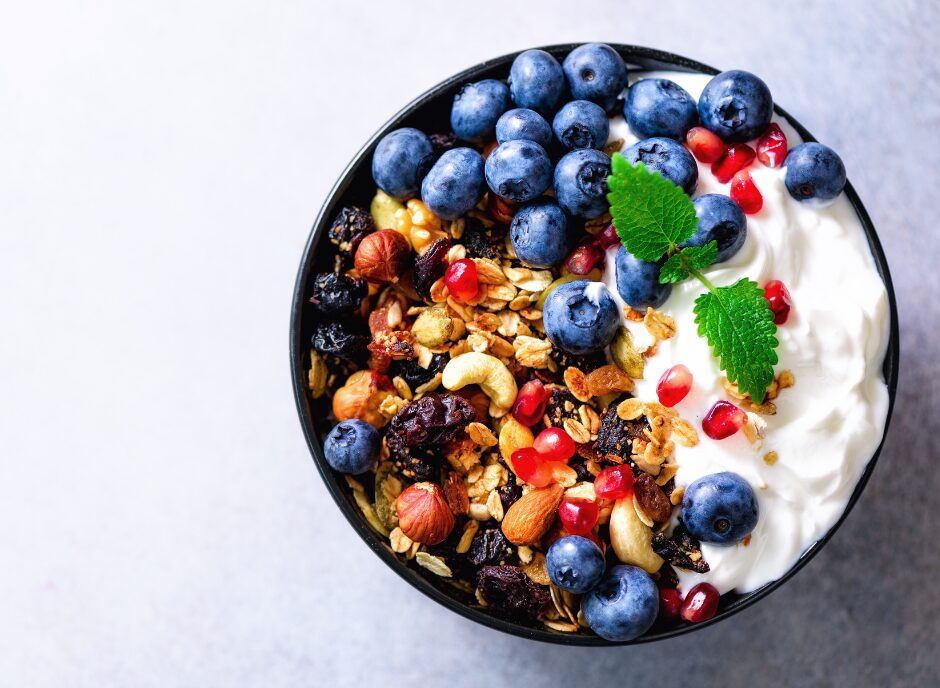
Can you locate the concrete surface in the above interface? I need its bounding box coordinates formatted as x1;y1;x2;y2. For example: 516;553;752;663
1;1;936;685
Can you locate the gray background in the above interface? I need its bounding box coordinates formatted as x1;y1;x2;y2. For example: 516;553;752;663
2;1;937;685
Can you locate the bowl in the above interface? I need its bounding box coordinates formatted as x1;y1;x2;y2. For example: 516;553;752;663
289;44;899;645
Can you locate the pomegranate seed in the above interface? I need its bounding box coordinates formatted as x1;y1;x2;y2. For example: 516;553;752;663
656;364;693;407
680;582;720;623
512;379;549;427
756;123;788;168
711;144;756;184
511;448;554;487
598;224;621;250
730;169;763;214
444;258;479;302
565;241;605;275
702;400;747;440
593;465;635;500
764;279;792;325
533;427;577;463
659;588;682;620
558;497;599;535
686;126;725;163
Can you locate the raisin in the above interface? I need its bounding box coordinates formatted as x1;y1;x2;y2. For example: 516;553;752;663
308;272;367;315
413;238;451;299
652;524;710;574
468;527;515;566
462;219;500;260
544;385;592;428
595;397;650;457
498;470;523;511
429;132;458;156
310;319;370;362
570;456;594;483
386;393;476;455
391;450;439;483
392;353;448;390
476;565;551;620
328;206;374;252
633;473;672;522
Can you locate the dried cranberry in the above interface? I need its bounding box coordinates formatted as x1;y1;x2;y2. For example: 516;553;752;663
310;319;370;362
468;527;515;566
328;206;375;252
594;399;650;457
476;565;551;620
413;238;452;299
385;393;476;455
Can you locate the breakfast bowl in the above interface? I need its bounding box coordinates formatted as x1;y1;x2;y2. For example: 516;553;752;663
289;44;899;645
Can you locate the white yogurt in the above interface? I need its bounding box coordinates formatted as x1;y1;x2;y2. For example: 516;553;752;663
602;72;891;594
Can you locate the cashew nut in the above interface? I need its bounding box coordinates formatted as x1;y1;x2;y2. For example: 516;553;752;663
442;352;518;411
608;497;664;574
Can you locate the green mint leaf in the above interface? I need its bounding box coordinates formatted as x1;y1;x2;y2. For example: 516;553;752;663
606;153;699;262
693;278;779;403
659;241;718;284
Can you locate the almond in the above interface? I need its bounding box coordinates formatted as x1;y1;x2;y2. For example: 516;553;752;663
396;482;455;545
501;483;564;545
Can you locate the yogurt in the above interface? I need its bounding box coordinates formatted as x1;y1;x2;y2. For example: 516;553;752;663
603;72;891;594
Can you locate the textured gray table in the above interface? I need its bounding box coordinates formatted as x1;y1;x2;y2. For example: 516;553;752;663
1;1;936;685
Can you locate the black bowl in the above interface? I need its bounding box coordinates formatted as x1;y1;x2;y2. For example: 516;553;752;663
289;44;899;645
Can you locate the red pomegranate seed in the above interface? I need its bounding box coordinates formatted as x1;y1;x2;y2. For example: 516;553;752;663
711;144;756;183
565;241;605;275
686;126;725;163
444;258;479;302
511;448;554;487
764;279;792;325
598;224;621;250
680;582;720;623
659;587;682;620
757;123;788;168
702;400;747;440
512;379;549;427
533;427;576;463
558;497;599;535
730;169;763;214
593;464;635;500
656;364;693;407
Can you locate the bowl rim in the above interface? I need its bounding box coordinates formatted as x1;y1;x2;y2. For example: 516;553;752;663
289;43;900;646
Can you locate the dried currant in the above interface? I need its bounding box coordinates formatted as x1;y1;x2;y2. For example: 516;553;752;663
392;353;448;390
468;527;515;566
429;132;458;156
310;319;370;362
308;272;367;315
497;470;523;511
652;524;710;574
328;206;375;253
413;238;452;299
595;398;650;457
385;393;476;455
476;565;551;620
462;219;500;260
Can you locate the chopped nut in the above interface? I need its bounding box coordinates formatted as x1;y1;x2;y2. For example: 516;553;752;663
486;490;505;521
624;306;645;322
517;545;534;564
778;370;795;389
469;503;491;521
379;394;408;419
415;551;453;577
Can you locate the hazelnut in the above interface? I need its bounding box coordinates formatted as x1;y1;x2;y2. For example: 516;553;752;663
354;229;410;284
332;370;394;428
395;482;455;545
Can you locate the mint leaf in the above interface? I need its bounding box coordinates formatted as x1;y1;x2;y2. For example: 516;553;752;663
606;153;699;262
693;279;779;403
659;241;718;284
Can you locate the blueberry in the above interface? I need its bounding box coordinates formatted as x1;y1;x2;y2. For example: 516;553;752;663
508;49;567;117
484;140;552;203
615;246;672;309
698;70;773;143
624;78;698;140
681;194;747;263
624;137;698;195
421;147;485;220
784;142;846;203
682;472;759;545
562;43;628;113
371;128;435;200
553;149;611;219
450;79;511;143
323;419;381;474
495;108;552;148
552;100;609;151
543;280;620;355
582;565;658;642
546;536;606;594
510;199;569;268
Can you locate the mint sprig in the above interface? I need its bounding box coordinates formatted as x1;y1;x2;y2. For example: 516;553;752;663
606;155;779;402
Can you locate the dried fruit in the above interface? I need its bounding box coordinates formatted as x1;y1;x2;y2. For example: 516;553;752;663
368;330;415;365
476;565;551;620
652;524;710;573
308;272;367;315
391;450;439;482
413;237;451;299
392;353;447;390
584;364;635;397
396;482;456;545
311;319;371;362
595;400;649;456
498;470;523;511
544;386;590;428
633;473;672;522
329;206;375;252
468;527;515;566
385;393;476;455
374;462;403;530
461;219;501;260
354;229;411;283
443;471;469;516
332;370;394;428
501;483;564;545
